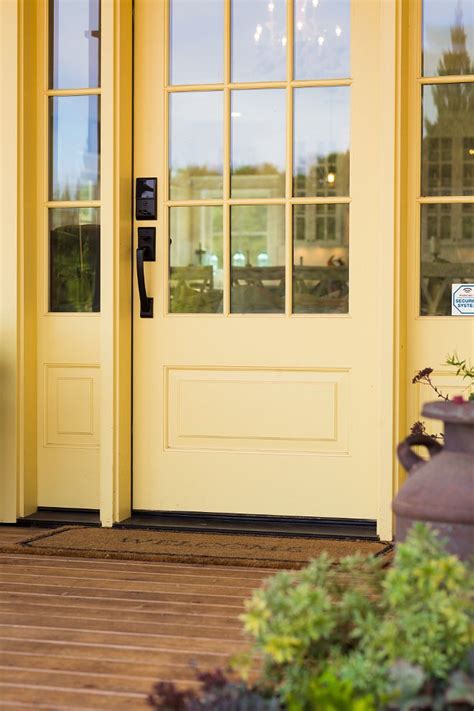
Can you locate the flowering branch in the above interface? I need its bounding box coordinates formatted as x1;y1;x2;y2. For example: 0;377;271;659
410;354;474;440
411;367;450;401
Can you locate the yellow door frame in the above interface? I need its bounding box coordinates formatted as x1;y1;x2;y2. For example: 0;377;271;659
1;0;401;539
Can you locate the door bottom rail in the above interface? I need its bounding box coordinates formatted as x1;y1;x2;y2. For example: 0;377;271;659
116;510;379;540
13;508;379;540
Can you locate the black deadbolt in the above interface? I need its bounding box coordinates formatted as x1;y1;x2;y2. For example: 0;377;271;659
136;177;157;220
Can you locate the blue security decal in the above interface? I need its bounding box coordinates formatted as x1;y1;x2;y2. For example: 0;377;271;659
452;284;474;316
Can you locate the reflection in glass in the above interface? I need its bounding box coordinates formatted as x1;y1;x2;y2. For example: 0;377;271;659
50;96;100;201
169;206;223;313
420;203;474;315
169;92;223;200
423;0;474;77
231;205;285;313
49;208;100;312
231;0;286;83
294;0;350;80
422;84;474;196
293;87;350;198
49;0;100;89
231;89;285;199
293;204;349;314
170;0;223;85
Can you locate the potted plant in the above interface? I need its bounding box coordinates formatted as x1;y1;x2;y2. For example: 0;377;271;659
394;355;474;559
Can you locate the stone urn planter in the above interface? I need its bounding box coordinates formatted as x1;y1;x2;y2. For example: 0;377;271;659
394;399;474;560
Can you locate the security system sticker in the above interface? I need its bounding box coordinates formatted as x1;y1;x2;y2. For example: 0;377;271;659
452;284;474;315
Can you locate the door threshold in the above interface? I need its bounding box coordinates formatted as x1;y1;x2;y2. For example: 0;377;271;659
116;511;379;540
17;508;101;528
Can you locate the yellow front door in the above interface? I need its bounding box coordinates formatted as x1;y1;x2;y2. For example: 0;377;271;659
133;0;394;523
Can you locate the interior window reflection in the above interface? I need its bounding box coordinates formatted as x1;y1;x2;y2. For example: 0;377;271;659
423;0;474;77
231;205;285;314
420;203;474;315
169;206;223;313
170;0;224;85
49;0;100;89
294;0;350;80
422;84;474;196
293;87;350;198
231;89;286;199
50;96;100;201
293;204;349;314
231;0;286;83
49;208;100;312
169;92;223;200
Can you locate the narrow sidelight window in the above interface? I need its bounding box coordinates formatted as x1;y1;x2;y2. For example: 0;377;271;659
48;0;101;312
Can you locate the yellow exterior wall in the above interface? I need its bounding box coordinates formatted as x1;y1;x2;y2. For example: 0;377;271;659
0;0;38;523
0;0;19;522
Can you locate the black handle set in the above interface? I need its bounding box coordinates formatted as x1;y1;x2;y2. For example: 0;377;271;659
136;227;156;318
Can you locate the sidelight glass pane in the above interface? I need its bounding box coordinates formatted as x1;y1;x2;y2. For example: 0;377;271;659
231;89;286;198
231;0;286;83
422;84;474;196
169;206;223;313
169;92;223;200
422;0;474;77
49;0;100;89
293;87;350;198
170;0;223;85
49;208;100;312
231;205;285;313
293;204;349;314
294;0;350;80
420;203;474;315
50;95;100;201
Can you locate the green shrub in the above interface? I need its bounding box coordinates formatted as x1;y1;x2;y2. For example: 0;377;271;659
239;524;473;709
285;671;376;711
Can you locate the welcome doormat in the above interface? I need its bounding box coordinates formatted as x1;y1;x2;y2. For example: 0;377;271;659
5;526;392;569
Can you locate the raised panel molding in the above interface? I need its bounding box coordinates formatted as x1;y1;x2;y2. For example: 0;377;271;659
45;365;100;448
166;367;350;454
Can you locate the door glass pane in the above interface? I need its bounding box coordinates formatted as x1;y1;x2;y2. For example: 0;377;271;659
50;95;100;201
293;204;349;314
49;0;100;89
170;0;223;85
422;0;474;77
422;84;474;196
294;0;350;80
293;87;350;197
420;203;474;315
49;208;100;312
169;92;223;200
231;89;286;199
231;205;285;313
231;0;286;83
169;206;223;313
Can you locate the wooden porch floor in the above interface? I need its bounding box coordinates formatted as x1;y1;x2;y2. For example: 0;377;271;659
0;527;270;710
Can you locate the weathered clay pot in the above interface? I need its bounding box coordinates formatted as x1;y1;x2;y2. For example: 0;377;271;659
394;400;474;560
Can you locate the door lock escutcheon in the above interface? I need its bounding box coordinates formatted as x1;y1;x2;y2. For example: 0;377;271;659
137;227;156;318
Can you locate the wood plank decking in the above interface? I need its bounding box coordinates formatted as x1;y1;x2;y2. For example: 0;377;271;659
0;528;270;710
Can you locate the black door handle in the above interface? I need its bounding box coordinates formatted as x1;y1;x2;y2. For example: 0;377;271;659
136;228;156;318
